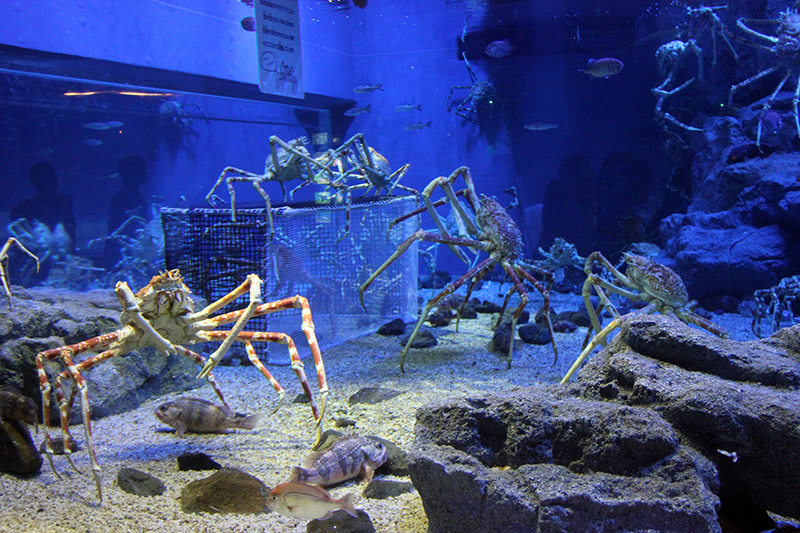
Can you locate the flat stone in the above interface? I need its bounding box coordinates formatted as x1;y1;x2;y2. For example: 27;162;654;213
363;479;415;499
117;467;166;496
307;509;375;533
177;452;221;471
0;419;41;475
399;329;436;349
376;318;405;336
181;468;268;514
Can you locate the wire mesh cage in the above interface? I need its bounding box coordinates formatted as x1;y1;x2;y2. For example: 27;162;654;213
160;196;418;364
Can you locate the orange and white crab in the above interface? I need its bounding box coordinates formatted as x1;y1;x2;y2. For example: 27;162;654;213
35;269;328;501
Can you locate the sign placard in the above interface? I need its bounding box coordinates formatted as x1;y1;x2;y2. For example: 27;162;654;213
254;0;303;98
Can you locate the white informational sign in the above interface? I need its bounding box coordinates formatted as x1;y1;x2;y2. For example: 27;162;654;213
254;0;303;99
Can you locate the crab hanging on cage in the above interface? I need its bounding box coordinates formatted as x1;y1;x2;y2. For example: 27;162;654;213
446;53;498;125
560;252;729;383
729;8;800;147
359;166;557;372
35;269;329;501
206;133;413;239
0;237;39;310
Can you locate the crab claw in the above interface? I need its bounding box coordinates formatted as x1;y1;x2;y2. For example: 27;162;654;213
197;359;216;380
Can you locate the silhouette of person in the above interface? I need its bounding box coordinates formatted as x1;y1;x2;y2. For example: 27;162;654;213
108;155;149;235
11;162;77;249
104;156;149;267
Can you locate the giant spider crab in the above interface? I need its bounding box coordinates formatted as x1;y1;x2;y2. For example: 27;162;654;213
206;133;413;239
729;9;800;147
35;269;328;501
0;237;39;310
446;53;498;125
560;252;729;383
359;166;557;371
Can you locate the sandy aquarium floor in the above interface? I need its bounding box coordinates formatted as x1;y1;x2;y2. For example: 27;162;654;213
0;285;760;533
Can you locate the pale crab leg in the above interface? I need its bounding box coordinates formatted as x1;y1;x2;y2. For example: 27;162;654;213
0;237;39;310
515;266;558;364
197;274;263;378
498;263;529;368
561;316;624;384
115;283;178;356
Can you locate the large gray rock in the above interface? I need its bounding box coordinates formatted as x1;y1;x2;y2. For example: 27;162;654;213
410;388;721;533
574;314;800;520
0;287;203;422
409;315;800;531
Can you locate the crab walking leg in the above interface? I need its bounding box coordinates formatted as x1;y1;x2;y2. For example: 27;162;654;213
515;266;558;364
400;257;493;373
0;237;39;310
200;330;324;428
454;260;495;332
560;316;624;384
173;346;231;408
197;274;263;378
360;230;485;309
498;263;529;368
35;332;120;481
794;73;800;141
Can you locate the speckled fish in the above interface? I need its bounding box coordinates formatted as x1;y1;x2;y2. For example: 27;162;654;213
290;436;387;486
579;57;624;78
393;104;421;112
0;387;38;428
154;397;259;437
485;38;514;58
353;83;383;93
344;104;370;117
267;481;357;520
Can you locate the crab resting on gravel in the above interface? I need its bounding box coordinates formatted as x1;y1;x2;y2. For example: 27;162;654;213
561;252;729;383
360;166;557;372
35;269;328;502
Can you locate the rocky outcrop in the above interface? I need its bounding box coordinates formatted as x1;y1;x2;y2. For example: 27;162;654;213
660;110;800;304
0;287;203;422
409;315;800;532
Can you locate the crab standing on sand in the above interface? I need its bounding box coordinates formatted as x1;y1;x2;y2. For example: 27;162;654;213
0;237;39;310
560;252;729;383
360;166;556;371
729;9;800;147
35;269;328;501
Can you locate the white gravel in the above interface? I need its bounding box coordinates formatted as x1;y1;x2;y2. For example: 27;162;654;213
0;285;759;533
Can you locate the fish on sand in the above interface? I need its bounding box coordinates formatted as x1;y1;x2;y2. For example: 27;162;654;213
154;397;259;437
267;481;357;520
290;435;388;486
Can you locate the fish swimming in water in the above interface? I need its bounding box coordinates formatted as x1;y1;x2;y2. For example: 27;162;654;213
154;397;259;437
524;122;559;131
82;139;103;146
393;104;422;112
0;387;38;428
404;121;431;131
290;436;388;486
353;83;383;94
344;104;370;117
267;481;357;520
83;121;124;130
241;16;255;31
579;57;624;78
485;38;514;58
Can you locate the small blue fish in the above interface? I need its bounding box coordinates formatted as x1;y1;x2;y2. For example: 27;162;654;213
82;139;103;146
83;121;124;130
353;83;383;94
394;104;422;112
485;39;514;58
404;121;431;131
344;104;370;117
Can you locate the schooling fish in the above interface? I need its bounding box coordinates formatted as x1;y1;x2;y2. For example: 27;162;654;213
353;83;383;94
393;104;422;112
83;121;124;130
485;38;514;58
290;436;387;486
344;104;370;117
267;481;357;520
524;122;559;131
0;387;38;428
154;397;259;437
579;57;624;78
404;121;431;131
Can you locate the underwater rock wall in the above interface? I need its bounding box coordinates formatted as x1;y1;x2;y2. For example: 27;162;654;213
410;315;800;532
0;287;202;421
